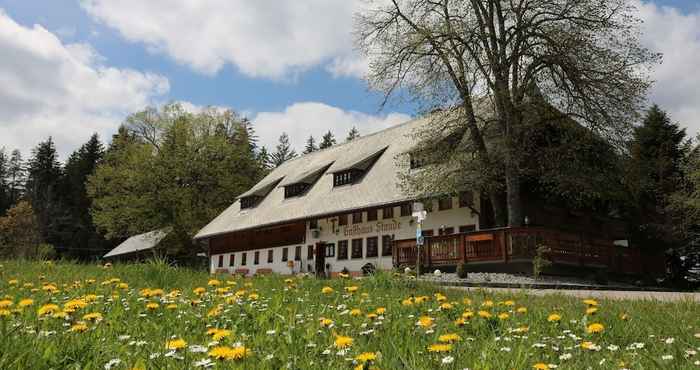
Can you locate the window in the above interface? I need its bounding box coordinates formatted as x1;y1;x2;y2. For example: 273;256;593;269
352;211;363;224
294;246;301;261
254;251;260;265
367;209;378;221
229;254;235;267
400;203;411;217
366;237;378;257
438;197;453;211
240;196;260;209
337;240;348;260
382;206;394;219
267;249;273;263
241;252;247;265
307;245;314;259
333;169;362;186
309;219;318;230
459;191;474;208
282;248;288;262
284;183;309;198
409;152;429;169
338;214;348;226
351;239;363;259
382;235;393;256
459;225;476;233
325;243;335;257
422;229;434;237
439;227;454;236
217;255;223;268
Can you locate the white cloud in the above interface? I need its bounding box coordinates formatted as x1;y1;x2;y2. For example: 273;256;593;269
0;10;168;158
252;102;411;152
638;1;700;135
80;0;369;80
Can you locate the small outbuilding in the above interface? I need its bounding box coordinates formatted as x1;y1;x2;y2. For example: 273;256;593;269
103;229;170;261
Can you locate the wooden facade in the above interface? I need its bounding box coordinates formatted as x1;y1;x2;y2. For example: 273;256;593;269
209;222;306;255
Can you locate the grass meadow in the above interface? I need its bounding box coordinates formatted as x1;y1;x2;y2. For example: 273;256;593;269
0;259;698;369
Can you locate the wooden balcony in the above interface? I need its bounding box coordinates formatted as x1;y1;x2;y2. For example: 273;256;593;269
393;227;664;276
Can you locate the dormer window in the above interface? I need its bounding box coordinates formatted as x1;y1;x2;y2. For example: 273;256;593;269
333;169;362;187
240;196;261;209
409;152;430;169
284;183;309;198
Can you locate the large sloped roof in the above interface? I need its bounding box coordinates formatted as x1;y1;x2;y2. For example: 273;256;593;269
194;115;430;240
104;229;170;258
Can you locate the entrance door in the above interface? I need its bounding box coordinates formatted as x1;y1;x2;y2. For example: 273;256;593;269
315;242;326;278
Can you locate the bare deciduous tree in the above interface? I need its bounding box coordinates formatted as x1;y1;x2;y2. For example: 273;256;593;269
356;0;660;226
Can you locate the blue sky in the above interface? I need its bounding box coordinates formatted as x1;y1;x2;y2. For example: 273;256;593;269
0;0;699;157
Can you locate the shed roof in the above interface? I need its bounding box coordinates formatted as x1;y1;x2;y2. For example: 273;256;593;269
103;229;170;258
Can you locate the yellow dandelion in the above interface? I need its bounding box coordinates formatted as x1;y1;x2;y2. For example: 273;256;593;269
482;300;494;308
82;312;103;322
454;318;466;326
344;286;359;293
620;313;630;321
375;307;386;315
415;296;429;304
366;313;378;320
438;333;461;343
166;303;178;310
212;329;232;341
334;335;353;348
320;318;333;327
516;307;528;314
583;299;598;307
498;312;509;320
0;309;11;317
38;304;60;317
440;302;454;310
350;308;362;316
248;293;259;300
166;338;187;350
417;316;434;328
355;352;377;363
70;322;88;333
478;310;492;319
208;279;221;287
462;311;474;320
533;363;549;370
146;302;160;311
586;307;598;315
547;313;561;322
0;299;13;308
193;287;206;295
503;300;515;306
427;343;452;353
401;298;414;306
321;286;334;294
586;323;605;334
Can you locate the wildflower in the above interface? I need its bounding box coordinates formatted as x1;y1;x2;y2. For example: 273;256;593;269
248;293;259;300
454;318;466;326
462;311;474;320
427;343;452;353
320;318;333;327
207;279;221;287
146;302;160;310
583;299;598;307
533;363;549;370
166;303;178;310
8;279;18;285
0;299;12;308
38;304;60;317
440;303;453;310
438;333;461;343
482;300;494;308
0;309;10;317
83;312;103;322
166;338;187;350
70;322;89;333
415;296;429;304
417;316;434;328
516;307;528;314
375;307;386;315
586;323;605;334
620;313;630;321
661;355;674;361
345;286;359;293
64;299;88;312
547;313;561;322
586;307;598;315
366;313;378;320
208;345;251;360
355;352;377;363
334;335;353;348
402;298;414;306
498;313;509;320
209;329;232;341
321;286;334;294
581;341;600;351
478;310;492;319
350;309;362;316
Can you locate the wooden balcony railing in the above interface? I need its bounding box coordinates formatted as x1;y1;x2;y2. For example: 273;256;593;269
392;226;663;275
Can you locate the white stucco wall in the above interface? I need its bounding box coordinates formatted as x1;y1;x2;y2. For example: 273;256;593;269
210;196;479;275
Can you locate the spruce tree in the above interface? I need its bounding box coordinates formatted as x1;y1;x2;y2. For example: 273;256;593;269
319;131;336;149
270;133;297;167
0;148;9;215
303;135;318;154
25;137;63;245
346;127;360;142
7;149;24;204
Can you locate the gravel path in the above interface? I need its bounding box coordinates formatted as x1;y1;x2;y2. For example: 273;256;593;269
452;286;700;302
421;272;638;288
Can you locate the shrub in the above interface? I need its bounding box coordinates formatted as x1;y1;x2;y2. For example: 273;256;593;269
532;244;552;280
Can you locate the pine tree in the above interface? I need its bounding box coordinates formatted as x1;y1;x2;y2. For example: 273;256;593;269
25;137;63;245
626;104;690;250
257;147;272;171
319;131;336;149
7;149;24;205
269;133;297;167
346;127;360;142
303;135;318;154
